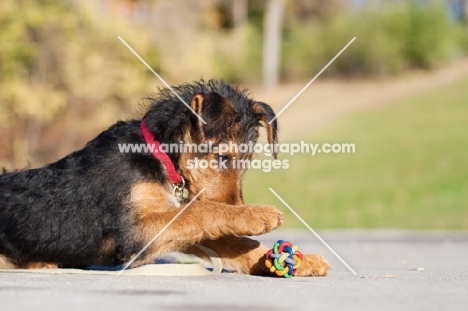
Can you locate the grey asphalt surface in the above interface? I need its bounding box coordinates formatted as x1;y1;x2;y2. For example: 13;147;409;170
1;230;467;311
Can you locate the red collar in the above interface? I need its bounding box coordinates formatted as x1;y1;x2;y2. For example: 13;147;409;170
140;119;183;184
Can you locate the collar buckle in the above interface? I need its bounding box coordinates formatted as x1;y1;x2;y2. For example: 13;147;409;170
172;177;188;202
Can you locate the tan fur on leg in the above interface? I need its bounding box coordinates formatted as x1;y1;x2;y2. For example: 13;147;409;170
184;237;271;275
184;237;331;276
128;199;283;267
24;262;58;269
296;254;331;276
0;254;17;269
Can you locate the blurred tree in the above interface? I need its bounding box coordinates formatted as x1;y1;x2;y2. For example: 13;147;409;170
232;0;249;27
0;0;159;167
263;0;285;88
217;0;248;28
286;0;347;21
464;0;468;22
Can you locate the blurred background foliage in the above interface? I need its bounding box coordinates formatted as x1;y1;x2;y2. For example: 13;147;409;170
0;0;159;165
283;1;468;79
1;0;467;228
1;0;467;166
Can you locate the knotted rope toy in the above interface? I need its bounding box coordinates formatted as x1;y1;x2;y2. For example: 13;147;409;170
265;240;303;278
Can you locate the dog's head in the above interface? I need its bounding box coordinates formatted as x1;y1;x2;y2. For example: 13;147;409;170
144;79;278;205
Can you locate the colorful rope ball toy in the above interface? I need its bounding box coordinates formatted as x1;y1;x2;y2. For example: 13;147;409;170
265;240;303;278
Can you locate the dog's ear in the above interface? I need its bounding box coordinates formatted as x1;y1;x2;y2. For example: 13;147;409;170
190;94;206;141
190;92;237;142
251;101;278;159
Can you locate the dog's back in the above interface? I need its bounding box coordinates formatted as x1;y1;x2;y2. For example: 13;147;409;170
0;121;145;267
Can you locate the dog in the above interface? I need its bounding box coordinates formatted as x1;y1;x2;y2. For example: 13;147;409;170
0;79;330;276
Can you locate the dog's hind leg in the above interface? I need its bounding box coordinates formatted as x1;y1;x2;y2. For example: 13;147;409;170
184;236;331;277
0;254;17;269
183;236;270;275
0;255;57;269
23;262;58;269
127;199;284;267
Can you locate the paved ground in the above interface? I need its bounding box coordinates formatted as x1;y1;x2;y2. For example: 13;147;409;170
1;230;467;311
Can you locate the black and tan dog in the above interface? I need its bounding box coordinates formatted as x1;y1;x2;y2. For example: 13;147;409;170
0;79;330;276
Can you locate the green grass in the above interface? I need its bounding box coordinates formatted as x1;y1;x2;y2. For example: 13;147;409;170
244;78;468;229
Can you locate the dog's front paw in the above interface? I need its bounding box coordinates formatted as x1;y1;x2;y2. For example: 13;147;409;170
295;254;331;277
242;205;284;236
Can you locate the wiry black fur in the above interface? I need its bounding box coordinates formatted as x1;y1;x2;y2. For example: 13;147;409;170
0;79;278;268
145;79;278;163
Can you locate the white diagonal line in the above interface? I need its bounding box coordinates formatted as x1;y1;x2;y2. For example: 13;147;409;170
269;188;357;275
268;37;356;124
118;188;206;275
118;36;207;124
